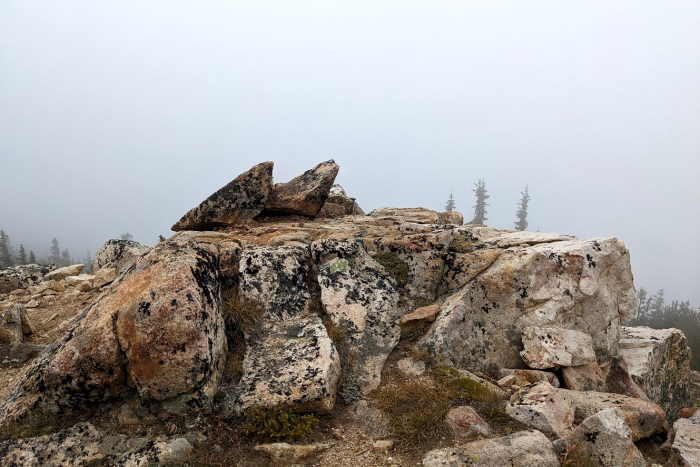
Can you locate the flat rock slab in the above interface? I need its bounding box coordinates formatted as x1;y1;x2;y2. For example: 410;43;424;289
172;161;273;230
265;160;339;216
422;430;559;467
234;315;341;413
619;326;691;419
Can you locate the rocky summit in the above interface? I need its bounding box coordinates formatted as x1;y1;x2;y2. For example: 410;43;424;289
0;160;697;466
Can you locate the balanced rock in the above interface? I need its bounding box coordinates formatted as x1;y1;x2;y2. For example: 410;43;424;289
422;430;559;467
317;184;365;218
553;408;646;467
619;326;691;418
265;160;339;216
172;161;273;230
520;326;596;369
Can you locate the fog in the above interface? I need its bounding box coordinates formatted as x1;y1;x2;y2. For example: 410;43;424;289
1;1;698;303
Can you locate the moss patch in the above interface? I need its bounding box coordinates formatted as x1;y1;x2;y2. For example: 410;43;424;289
241;407;319;442
373;252;409;287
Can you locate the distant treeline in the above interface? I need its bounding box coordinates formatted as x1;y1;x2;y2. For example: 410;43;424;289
444;181;531;230
629;288;700;369
0;229;134;272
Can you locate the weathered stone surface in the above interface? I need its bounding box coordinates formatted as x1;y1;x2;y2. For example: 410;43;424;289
172;161;274;230
43;264;84;282
562;361;607;391
265;160;339;216
498;369;560;388
419;235;635;374
672;418;700;466
233;316;340;413
619;326;691;418
237;245;313;321
0;235;226;437
437;211;464;225
521;326;596;369
254;441;333;462
64;274;96;292
369;207;440;224
445;405;491;440
0;422;193;466
506;382;574;437
313;239;400;398
93;239;151;273
553;408;646;467
317;184;364;218
0;305;32;344
0;264;52;294
422;430;558;467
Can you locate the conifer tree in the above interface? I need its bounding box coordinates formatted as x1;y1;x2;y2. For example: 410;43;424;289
49;238;61;265
120;232;134;241
28;250;37;264
0;230;13;268
61;248;72;266
445;193;456;212
17;244;27;264
514;185;531;231
84;250;93;273
470;179;489;225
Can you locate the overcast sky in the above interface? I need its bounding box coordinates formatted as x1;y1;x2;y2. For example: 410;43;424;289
1;1;698;303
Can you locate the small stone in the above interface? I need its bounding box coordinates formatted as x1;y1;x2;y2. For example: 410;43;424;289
372;439;394;453
400;304;441;324
254;442;333;462
397;358;425;377
445;406;491;440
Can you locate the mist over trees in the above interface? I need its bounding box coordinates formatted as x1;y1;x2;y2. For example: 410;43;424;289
514;186;530;231
631;288;700;368
0;227;93;268
470;179;489;225
444;193;456;213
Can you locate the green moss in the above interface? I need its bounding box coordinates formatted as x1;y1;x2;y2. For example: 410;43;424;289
449;232;482;253
241;407;319;442
373;252;409;287
432;366;501;402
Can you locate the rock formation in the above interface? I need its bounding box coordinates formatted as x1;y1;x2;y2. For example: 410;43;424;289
0;159;694;466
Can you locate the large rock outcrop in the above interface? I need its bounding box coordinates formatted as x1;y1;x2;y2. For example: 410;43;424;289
619;326;691;418
0;233;227;437
172;161;274;230
93;239;151;274
418;233;636;374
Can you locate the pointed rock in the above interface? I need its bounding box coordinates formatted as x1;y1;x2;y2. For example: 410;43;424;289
265;160;339;216
172;161;273;231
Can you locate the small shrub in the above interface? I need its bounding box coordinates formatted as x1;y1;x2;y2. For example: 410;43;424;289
432;366;501;402
241;407;319;442
373;252;409;287
370;378;451;444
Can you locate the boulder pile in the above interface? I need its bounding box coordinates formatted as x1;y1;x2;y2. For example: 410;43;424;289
0;160;695;466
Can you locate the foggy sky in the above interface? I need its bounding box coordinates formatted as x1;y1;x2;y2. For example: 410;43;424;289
1;1;698;303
